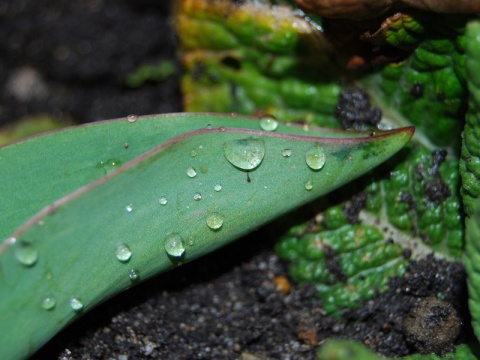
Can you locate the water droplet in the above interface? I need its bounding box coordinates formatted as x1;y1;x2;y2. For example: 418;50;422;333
115;243;132;262
124;143;129;148
305;180;313;191
14;241;38;266
186;167;197;178
129;269;140;281
70;297;84;312
159;197;168;205
282;149;292;157
206;124;212;129
223;138;265;170
193;193;202;201
214;184;222;192
41;296;56;310
164;233;185;257
125;204;133;213
198;145;204;150
206;213;224;230
260;117;278;131
305;143;326;170
187;238;194;246
190;150;197;157
127;114;138;123
98;159;121;174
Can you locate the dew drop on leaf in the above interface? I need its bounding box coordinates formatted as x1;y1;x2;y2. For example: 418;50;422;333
125;204;133;213
214;184;222;192
127;114;138;123
164;233;185;257
260;117;278;131
194;193;202;201
282;149;292;158
41;296;56;311
129;269;140;282
159;197;168;205
223;138;265;170
305;180;313;191
186;167;197;178
70;297;84;312
98;159;121;174
206;213;224;230
115;243;132;262
190;150;197;157
305;143;326;170
14;241;38;266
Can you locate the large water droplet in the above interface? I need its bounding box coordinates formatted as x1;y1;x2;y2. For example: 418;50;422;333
129;269;140;282
41;296;56;310
206;213;224;230
125;204;133;213
127;114;138;123
193;193;202;201
186;167;197;178
214;184;222;192
305;180;313;191
305;143;326;170
164;233;185;257
159;197;168;205
223;138;265;170
14;241;38;266
70;297;84;312
260;117;278;131
115;243;132;262
282;149;292;158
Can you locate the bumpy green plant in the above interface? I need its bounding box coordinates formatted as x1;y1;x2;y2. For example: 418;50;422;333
176;0;480;358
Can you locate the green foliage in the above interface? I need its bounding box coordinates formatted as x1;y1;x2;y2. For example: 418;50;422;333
461;20;480;343
316;340;480;360
124;60;175;87
176;0;343;126
363;13;471;148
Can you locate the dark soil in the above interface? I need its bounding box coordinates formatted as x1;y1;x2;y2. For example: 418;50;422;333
2;1;474;359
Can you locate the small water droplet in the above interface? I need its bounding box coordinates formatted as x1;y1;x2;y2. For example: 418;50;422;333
282;149;292;157
127;114;138;123
124;143;129;148
214;184;222;192
206;213;224;230
14;241;38;266
164;233;185;257
305;143;326;170
125;204;133;213
129;269;140;281
187;238;194;246
223;138;265;170
219;126;226;132
98;159;121;174
206;124;212;129
305;180;313;191
41;296;56;310
115;243;132;262
260;117;278;131
190;150;197;157
70;297;84;312
186;167;197;178
193;193;202;201
159;197;168;205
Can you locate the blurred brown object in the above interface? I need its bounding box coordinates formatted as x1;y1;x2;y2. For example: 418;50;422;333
296;0;479;20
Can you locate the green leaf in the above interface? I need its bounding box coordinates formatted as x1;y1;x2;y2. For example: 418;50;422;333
316;340;480;360
461;20;480;343
0;113;413;359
